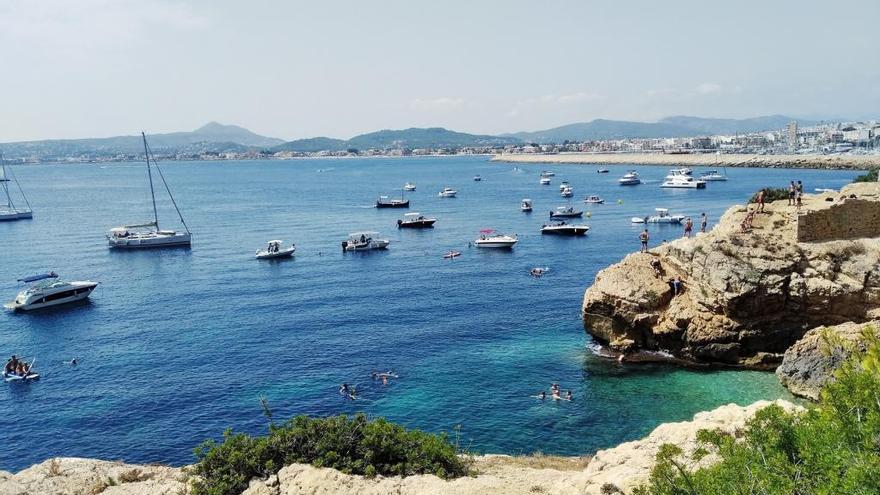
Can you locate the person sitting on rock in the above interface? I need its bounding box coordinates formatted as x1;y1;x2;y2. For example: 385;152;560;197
669;276;683;296
650;258;662;278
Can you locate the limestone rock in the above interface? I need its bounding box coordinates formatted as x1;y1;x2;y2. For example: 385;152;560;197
0;458;187;495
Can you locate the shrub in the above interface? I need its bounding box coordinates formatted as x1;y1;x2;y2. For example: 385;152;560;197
853;169;878;183
191;414;471;495
749;187;789;203
635;326;880;495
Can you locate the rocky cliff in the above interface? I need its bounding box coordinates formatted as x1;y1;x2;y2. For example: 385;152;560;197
582;182;880;368
0;400;798;495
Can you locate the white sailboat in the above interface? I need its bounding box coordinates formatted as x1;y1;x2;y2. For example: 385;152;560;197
0;153;33;221
107;132;192;249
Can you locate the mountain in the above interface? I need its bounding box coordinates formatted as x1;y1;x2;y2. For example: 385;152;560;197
508;115;816;144
273;127;521;152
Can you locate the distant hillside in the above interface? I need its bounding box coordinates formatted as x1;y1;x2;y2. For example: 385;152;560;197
273;127;521;152
0;122;283;158
508;115;815;143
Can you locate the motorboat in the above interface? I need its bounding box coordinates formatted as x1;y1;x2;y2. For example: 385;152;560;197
443;250;462;259
584;195;604;204
404;182;417;191
376;193;409;208
0;156;33;221
541;221;590;236
255;240;295;260
539;176;551;185
342;232;390;251
5;272;98;311
618;171;640;185
549;206;583;218
630;208;686;224
438;187;457;198
474;229;517;249
559;181;570;191
597;169;609;173
397;212;436;228
473;175;482;181
665;167;693;179
700;170;728;181
108;132;191;249
541;170;555;177
561;186;573;198
661;175;707;189
521;199;533;212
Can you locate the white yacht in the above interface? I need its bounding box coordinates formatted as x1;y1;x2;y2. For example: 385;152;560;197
549;205;583;218
255;240;295;260
539;176;551;185
107;133;192;248
561;186;573;198
474;230;517;249
665;167;693;178
618;171;640;185
5;273;98;311
661;175;707;189
521;199;533;212
404;182;417;191
541;170;555;177
631;208;686;224
559;181;570;191
541;222;590;236
473;175;482;181
700;170;728;181
584;195;604;204
342;232;390;251
0;156;33;221
438;187;457;198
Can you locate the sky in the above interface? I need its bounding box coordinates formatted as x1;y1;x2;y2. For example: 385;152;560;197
0;0;877;142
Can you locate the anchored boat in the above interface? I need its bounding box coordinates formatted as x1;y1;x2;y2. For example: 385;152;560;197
397;212;436;228
618;171;641;185
474;229;517;248
0;154;33;221
541;222;590;236
255;240;295;260
549;206;583;218
5;272;98;311
342;232;390;251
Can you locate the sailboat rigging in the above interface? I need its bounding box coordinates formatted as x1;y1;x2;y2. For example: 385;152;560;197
0;151;33;221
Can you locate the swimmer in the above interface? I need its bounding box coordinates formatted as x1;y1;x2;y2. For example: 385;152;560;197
339;383;350;395
565;390;573;401
382;375;388;385
65;358;78;366
531;391;546;400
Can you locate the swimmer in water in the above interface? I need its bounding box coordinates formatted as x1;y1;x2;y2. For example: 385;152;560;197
565;390;572;401
339;383;350;395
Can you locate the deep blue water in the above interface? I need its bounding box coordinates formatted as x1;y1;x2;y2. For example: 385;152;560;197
0;156;858;471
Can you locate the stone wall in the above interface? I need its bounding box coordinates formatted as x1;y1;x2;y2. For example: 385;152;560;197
797;199;880;242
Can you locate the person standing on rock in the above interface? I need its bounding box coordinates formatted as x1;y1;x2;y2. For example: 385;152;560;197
756;189;766;213
683;217;693;238
788;181;796;206
639;229;649;253
700;213;708;233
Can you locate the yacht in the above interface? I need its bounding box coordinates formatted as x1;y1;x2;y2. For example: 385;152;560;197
521;199;533;212
631;208;686;224
666;167;693;178
438;187;457;198
474;230;517;249
541;222;590;236
0;156;33;221
404;182;417;191
473;175;482;181
5;273;98;311
700;170;728;181
397;212;436;228
541;170;555;177
539;176;551;185
661;175;707;189
255;240;295;260
107;132;192;249
584;195;604;204
342;232;390;251
376;192;409;208
549;205;583;218
559;181;570;191
618;171;641;185
561;186;573;198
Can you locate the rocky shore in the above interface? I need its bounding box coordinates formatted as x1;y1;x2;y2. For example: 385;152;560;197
0;400;797;495
492;152;880;170
582;181;880;394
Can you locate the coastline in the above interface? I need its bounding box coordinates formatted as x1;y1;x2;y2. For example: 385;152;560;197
491;152;879;170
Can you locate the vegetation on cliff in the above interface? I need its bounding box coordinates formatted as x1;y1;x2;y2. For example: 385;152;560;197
638;329;880;494
191;412;471;495
854;169;878;183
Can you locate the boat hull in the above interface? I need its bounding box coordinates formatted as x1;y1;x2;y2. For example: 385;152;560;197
0;210;33;221
619;180;641;185
376;200;409;208
398;219;436;228
108;232;192;249
475;241;517;248
549;212;583;218
541;227;589;235
8;282;98;311
660;182;706;189
256;247;296;259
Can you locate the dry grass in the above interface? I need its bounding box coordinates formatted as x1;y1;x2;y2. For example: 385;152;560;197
47;458;62;477
477;453;591;472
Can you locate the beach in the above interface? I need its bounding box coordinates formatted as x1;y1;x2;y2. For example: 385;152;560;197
491;152;880;170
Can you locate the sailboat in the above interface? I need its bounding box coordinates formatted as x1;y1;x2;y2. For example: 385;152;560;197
107;132;191;248
0;153;33;221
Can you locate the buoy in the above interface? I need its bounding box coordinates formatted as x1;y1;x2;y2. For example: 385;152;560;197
586;211;592;218
617;199;623;205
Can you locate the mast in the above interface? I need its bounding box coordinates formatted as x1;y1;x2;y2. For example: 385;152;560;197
142;132;159;230
0;152;14;209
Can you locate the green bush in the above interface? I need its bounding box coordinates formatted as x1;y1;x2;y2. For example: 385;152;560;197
635;327;880;495
191;414;471;495
748;187;789;203
853;169;878;183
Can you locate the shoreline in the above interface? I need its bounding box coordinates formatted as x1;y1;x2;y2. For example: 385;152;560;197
491;152;879;170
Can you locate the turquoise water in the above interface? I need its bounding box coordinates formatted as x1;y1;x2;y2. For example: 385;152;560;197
1;156;853;470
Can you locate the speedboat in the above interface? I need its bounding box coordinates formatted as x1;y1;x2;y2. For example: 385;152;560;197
559;181;570;191
631;208;685;224
549;206;583;218
539;176;551;185
0;160;33;221
342;232;390;251
404;182;417;191
700;170;728;181
541;171;555;177
661;175;706;189
561;186;573;198
597;169;609;174
541;221;590;236
473;175;482;181
255;240;295;260
5;272;98;311
108;132;191;249
474;230;517;249
438;187;457;198
376;194;409;208
584;195;604;204
397;212;436;228
521;199;533;212
618;171;640;185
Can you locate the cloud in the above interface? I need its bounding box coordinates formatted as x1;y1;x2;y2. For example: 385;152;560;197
408;97;466;112
507;92;605;117
696;83;723;95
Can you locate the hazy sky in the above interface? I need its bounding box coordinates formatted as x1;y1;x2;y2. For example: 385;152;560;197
1;0;877;142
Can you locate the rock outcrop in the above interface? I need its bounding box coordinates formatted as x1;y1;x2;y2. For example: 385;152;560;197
582;182;880;368
776;320;880;400
0;401;798;495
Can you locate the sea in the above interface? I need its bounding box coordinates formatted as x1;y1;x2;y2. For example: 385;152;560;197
0;156;860;471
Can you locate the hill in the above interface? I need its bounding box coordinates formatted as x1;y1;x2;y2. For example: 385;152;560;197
272;127;521;152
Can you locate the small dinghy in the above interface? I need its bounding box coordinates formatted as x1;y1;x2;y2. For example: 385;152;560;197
255;240;295;260
443;250;462;259
3;357;38;382
584;195;604;204
4;372;39;382
597;169;609;173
